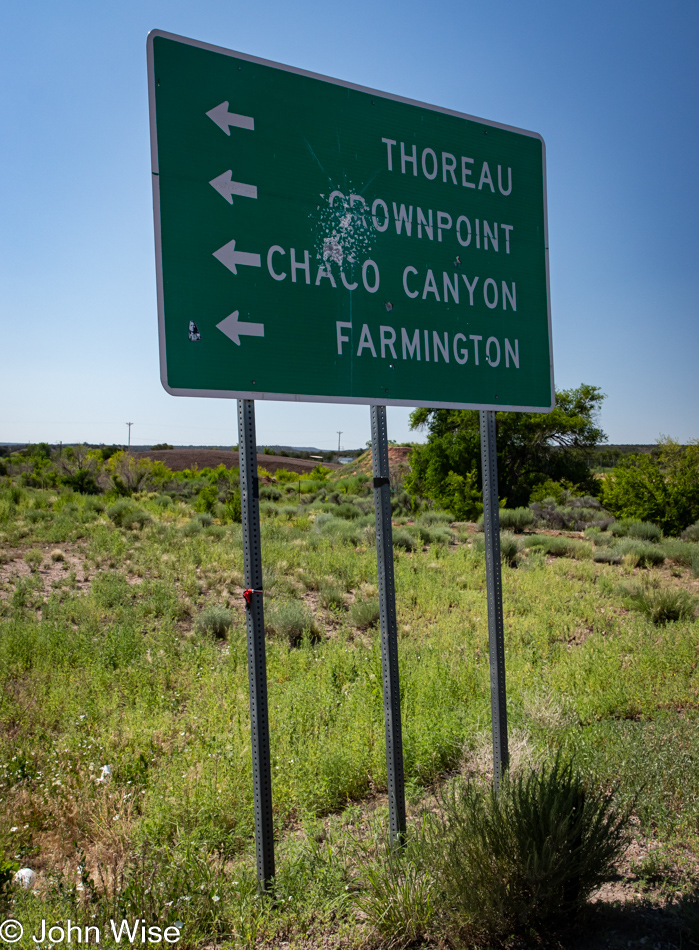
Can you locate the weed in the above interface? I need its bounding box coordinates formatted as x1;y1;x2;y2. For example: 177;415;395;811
392;528;417;551
681;521;699;542
350;598;380;629
498;507;535;532
23;549;43;573
626;520;663;542
319;582;346;610
266;599;315;645
195;606;234;639
425;757;629;940
623;584;695;624
613;538;666;567
355;818;435;946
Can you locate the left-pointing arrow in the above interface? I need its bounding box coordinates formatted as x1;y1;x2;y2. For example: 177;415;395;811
209;170;258;204
216;310;264;346
206;101;254;134
213;239;261;275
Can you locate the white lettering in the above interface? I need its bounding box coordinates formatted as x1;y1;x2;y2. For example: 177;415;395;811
111;919;141;943
437;211;452;242
403;266;419;298
498;165;512;196
393;203;413;236
315;264;336;286
462;156;475;188
362;259;380;293
478;161;495;192
484;277;498;308
470;334;482;365
456;215;472;247
337;321;352;355
502;281;516;310
461;274;479;305
381;138;396;171
483;221;498;252
453;333;468;364
442;152;457;184
424;329;430;361
502;224;513;254
443;272;459;304
401;141;417;175
433;331;449;363
290;248;310;283
417;207;433;240
505;338;520;368
341;270;358;291
372;198;389;232
486;336;501;367
380;325;397;359
422;269;440;301
267;245;286;281
421;148;438;179
357;324;377;357
401;327;421;360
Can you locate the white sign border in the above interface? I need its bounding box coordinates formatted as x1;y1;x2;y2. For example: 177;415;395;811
147;29;555;414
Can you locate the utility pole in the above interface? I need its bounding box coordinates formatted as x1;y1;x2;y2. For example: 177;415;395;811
337;431;342;452
126;422;133;449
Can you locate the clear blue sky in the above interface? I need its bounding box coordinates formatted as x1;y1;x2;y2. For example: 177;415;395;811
1;0;697;449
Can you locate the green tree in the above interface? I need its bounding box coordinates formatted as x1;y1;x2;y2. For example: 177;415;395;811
601;438;699;535
405;384;606;516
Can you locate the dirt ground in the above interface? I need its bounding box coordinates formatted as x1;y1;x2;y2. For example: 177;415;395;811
132;448;340;476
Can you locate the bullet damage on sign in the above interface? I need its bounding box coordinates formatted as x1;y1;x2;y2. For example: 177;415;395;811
312;184;375;281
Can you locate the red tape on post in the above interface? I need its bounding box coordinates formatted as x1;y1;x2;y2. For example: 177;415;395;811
243;588;263;606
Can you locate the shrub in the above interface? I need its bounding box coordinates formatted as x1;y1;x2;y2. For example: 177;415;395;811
195;606;233;639
356;821;435;946
623;586;695;625
259;485;282;501
682;521;699;542
392;527;417;551
613;539;665;567
50;548;66;562
23;549;43;572
350;598;381;630
498;507;535;532
266;600;315;645
593;549;622;565
425;758;629;941
319;582;346;610
660;539;697;568
335;502;362;520
416;511;452;527
107;499;135;526
625;521;663;543
121;508;151;530
500;532;520;566
522;535;592;560
154;494;173;507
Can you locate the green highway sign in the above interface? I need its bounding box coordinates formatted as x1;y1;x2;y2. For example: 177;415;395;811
148;31;554;411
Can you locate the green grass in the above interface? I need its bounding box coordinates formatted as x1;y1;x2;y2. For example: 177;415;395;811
0;481;698;945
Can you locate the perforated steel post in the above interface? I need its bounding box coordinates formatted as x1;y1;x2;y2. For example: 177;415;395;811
371;405;406;845
237;399;275;890
479;409;509;791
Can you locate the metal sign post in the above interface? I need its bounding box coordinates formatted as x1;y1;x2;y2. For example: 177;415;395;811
237;399;275;889
371;406;406;845
479;410;509;790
